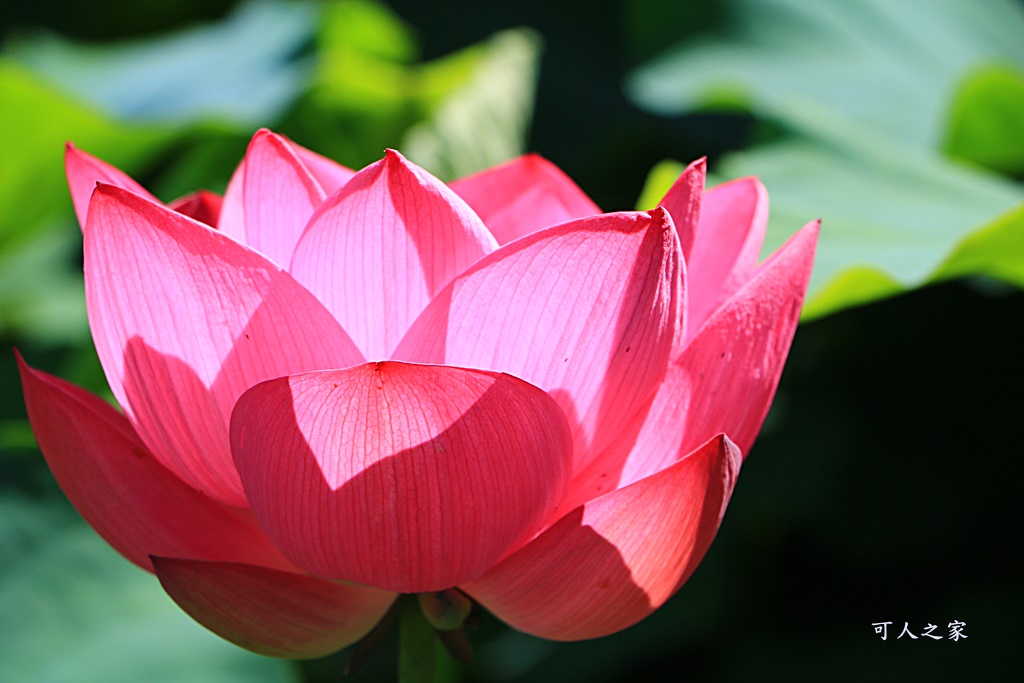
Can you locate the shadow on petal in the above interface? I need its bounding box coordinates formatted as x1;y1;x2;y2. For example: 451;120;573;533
120;281;363;507
153;557;396;659
465;435;739;641
464;509;651;641
123;336;240;504
231;363;573;594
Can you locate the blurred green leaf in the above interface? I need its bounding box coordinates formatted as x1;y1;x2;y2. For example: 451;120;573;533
403;29;541;180
6;0;317;125
0;496;299;683
627;0;1024;317
0;229;86;344
933;203;1024;288
283;0;422;166
635;110;1024;319
944;64;1024;175
0;60;172;240
0;61;174;343
284;1;539;176
627;0;1024;149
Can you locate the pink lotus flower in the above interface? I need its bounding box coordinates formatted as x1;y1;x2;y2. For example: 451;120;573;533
18;129;817;657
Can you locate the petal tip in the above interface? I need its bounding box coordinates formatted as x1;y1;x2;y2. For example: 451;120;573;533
383;148;408;166
647;205;672;227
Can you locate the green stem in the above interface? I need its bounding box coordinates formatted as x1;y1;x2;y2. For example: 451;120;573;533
398;595;436;683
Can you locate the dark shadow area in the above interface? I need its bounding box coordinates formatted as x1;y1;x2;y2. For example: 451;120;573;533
122;335;231;501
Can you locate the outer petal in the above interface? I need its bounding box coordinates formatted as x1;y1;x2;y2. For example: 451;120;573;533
65;143;159;230
394;209;683;476
450;154;601;245
567;221;819;509
153;558;396;659
463;435;741;641
243;129;327;267
290;150;498;360
216;158;247;243
657;158;705;259
681;177;769;336
85;185;365;507
230;362;573;593
16;354;292;573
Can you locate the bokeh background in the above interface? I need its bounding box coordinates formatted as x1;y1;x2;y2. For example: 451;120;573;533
2;0;1022;681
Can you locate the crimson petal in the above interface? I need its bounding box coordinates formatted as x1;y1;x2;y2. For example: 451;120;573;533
463;435;741;641
17;354;292;572
153;558;396;659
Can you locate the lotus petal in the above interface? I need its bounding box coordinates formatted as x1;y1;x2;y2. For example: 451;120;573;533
450;154;601;244
153;557;395;658
290;150;497;360
230;362;573;592
394;209;683;475
682;177;769;335
168;190;223;227
65;143;158;230
463;435;741;640
242;129;327;267
17;354;292;572
84;185;364;506
564;221;818;508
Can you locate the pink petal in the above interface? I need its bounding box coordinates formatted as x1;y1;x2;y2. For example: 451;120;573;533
85;185;365;507
567;221;819;507
450;154;601;245
153;557;396;658
463;435;741;641
65;143;159;231
16;353;293;573
657;158;706;259
243;129;327;267
666;221;818;459
168;190;223;228
290;150;498;360
393;209;683;476
230;362;573;593
217;134;357;251
681;177;769;336
216;158;247;243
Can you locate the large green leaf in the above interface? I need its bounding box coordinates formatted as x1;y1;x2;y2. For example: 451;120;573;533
627;0;1024;318
637;110;1024;319
403;29;541;180
627;0;1024;149
6;0;317;125
0;61;172;240
0;497;299;683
